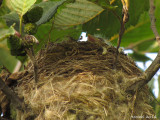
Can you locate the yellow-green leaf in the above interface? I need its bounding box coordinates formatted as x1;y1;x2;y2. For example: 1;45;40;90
10;0;36;17
0;26;15;42
54;0;104;29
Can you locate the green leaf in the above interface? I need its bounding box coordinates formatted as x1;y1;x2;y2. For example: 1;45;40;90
0;46;18;72
110;0;160;53
35;0;66;26
34;22;82;52
10;0;36;17
0;25;15;42
9;0;36;34
128;52;151;62
83;9;121;38
23;6;43;23
54;0;104;29
0;1;10;16
1;12;20;31
126;0;149;27
88;0;117;10
83;0;149;38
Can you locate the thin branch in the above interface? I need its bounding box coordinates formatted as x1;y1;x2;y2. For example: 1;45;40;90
0;77;25;111
116;0;129;53
114;0;129;67
19;16;23;35
23;35;39;83
26;47;38;83
116;21;125;55
46;21;54;52
13;61;22;73
125;50;160;93
1;66;11;74
125;0;160;93
149;0;160;46
31;47;38;83
158;77;160;99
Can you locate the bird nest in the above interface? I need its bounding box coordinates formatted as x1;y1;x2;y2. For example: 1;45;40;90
14;40;155;120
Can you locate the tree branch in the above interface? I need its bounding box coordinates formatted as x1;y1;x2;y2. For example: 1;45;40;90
23;35;39;83
26;48;38;83
149;0;160;46
125;0;160;94
115;0;129;67
125;50;160;93
0;77;25;111
116;0;129;53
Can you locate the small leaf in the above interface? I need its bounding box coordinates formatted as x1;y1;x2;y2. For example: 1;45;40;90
35;0;66;25
0;25;15;42
24;6;43;23
1;12;19;31
10;0;36;17
88;0;117;10
0;46;18;72
83;0;149;38
54;0;104;29
110;4;160;53
0;1;10;16
34;22;82;52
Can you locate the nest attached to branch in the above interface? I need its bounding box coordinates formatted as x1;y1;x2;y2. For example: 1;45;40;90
15;40;155;120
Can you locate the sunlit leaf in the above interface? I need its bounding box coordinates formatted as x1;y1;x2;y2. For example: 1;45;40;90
83;0;149;38
0;0;10;16
54;0;104;29
0;25;15;42
88;0;117;10
35;0;66;25
0;46;18;72
34;22;82;52
1;12;19;31
110;0;159;53
10;0;36;17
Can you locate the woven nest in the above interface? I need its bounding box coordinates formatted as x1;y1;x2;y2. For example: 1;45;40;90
15;40;155;120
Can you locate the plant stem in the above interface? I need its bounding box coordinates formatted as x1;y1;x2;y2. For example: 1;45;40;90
25;48;38;83
149;0;160;46
13;61;22;73
0;77;25;111
19;16;23;35
114;1;129;68
125;0;160;94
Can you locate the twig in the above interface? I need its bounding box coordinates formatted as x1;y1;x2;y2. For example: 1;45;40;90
115;0;129;67
46;21;54;52
13;61;22;73
26;47;38;83
149;0;160;46
48;21;54;43
125;0;160;94
1;66;11;74
116;0;129;53
158;77;160;99
0;77;25;111
125;50;160;93
31;47;38;83
149;90;160;106
116;20;125;55
23;35;39;83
